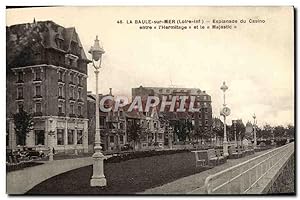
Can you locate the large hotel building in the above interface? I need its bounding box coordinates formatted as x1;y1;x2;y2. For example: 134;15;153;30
6;20;89;153
132;86;213;133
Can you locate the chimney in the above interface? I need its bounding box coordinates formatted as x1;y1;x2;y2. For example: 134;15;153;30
109;88;112;95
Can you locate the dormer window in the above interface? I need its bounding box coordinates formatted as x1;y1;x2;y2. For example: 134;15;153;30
65;54;78;68
55;34;64;49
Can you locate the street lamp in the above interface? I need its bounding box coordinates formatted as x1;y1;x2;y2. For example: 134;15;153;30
220;81;230;157
48;117;55;161
89;36;107;187
253;113;257;148
232;120;237;147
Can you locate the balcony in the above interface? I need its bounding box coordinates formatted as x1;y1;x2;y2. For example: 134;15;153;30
16;96;24;101
78;83;83;89
58;96;65;102
69;81;76;87
33;95;43;100
16;80;24;85
69;113;76;118
69;97;76;103
33;112;43;117
32;78;42;84
58;79;65;85
58;112;65;117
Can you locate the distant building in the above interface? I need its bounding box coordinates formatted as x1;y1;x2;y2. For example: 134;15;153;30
132;86;213;141
6;20;89;153
87;89;127;152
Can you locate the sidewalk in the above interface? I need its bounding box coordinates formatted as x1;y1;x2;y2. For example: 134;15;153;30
141;149;272;194
7;157;93;194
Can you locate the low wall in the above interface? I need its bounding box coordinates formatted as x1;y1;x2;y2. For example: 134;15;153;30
267;153;295;194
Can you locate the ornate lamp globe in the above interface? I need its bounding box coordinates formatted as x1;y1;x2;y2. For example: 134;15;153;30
89;35;105;68
220;81;228;92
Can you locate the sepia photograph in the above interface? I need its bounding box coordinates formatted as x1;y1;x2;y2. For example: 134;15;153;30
5;6;295;195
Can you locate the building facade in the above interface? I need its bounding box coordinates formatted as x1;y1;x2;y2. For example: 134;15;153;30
87;90;127;152
132;86;213;142
6;20;89;153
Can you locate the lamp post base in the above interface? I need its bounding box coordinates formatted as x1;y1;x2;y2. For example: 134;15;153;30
74;148;78;155
90;151;107;187
49;153;53;161
223;141;229;157
90;177;107;187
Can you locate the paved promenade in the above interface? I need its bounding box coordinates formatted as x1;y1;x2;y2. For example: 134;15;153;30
7;157;94;194
141;149;272;194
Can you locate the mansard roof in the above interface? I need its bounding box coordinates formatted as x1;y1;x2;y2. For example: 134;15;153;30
7;20;90;68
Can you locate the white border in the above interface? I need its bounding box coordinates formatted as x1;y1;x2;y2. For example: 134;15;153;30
2;1;298;200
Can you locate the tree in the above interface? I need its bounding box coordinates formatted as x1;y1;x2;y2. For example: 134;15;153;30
173;119;191;142
13;109;34;146
260;124;273;139
286;124;294;139
274;125;285;139
127;120;143;151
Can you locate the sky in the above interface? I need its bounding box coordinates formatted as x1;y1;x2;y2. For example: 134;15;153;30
6;6;294;127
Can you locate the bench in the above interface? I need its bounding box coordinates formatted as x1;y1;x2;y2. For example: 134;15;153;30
191;150;206;167
243;145;255;156
215;149;226;164
207;149;219;166
228;146;240;159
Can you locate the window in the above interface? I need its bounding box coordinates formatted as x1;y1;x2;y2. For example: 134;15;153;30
119;135;124;144
70;104;74;114
78;76;82;85
58;71;64;81
203;95;207;100
68;129;74;145
70;87;74;98
35;102;42;113
78;88;82;99
57;129;64;145
78;105;82;116
159;89;163;93
110;136;114;143
17;72;23;82
77;130;83;144
17;87;23;99
119;122;124;129
70;73;74;83
58;86;63;97
35;130;45;145
35;70;41;80
35;85;41;96
58;103;64;114
158;133;163;140
205;120;208;125
17;103;23;112
65;57;70;66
